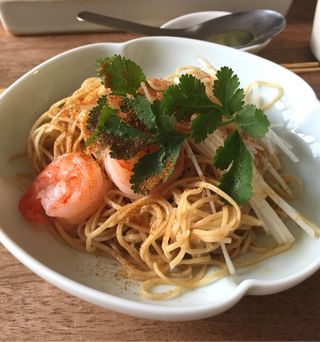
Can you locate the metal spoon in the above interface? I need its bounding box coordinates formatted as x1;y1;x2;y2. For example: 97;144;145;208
77;9;286;49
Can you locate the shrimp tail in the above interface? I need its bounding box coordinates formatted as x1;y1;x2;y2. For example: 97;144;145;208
19;188;48;224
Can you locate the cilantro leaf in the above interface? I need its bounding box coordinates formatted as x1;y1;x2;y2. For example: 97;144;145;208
235;104;270;138
86;96;150;159
213;131;252;204
86;96;115;146
87;95;108;131
213;131;239;170
131;147;166;194
152;100;174;134
105;113;147;140
190;110;222;143
123;96;158;132
162;74;221;121
97;55;146;96
214;67;244;115
102;114;151;160
131;142;182;194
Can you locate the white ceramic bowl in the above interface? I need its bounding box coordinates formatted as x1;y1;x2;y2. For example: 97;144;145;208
161;11;271;53
0;37;320;321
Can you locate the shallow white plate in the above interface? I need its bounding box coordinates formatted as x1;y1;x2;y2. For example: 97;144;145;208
0;37;319;321
161;11;270;53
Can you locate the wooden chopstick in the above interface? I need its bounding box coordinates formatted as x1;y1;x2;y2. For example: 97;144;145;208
281;62;320;74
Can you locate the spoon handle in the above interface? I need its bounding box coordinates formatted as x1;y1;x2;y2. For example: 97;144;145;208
77;11;183;37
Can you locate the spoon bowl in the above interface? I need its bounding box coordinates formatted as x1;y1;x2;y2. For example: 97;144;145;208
77;9;286;49
160;11;271;53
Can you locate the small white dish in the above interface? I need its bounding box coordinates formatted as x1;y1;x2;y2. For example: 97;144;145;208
0;37;319;321
161;11;270;53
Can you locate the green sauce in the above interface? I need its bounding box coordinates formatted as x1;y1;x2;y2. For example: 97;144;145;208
207;30;254;47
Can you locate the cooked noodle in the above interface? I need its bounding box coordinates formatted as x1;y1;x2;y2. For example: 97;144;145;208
25;63;319;299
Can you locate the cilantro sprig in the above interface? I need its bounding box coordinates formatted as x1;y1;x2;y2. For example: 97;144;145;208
161;66;269;204
86;56;270;204
87;85;185;193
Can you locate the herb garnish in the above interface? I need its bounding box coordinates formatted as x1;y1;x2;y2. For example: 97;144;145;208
87;55;270;204
97;55;146;96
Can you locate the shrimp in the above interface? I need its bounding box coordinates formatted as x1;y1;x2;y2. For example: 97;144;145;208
104;154;141;199
104;148;185;198
19;153;110;225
